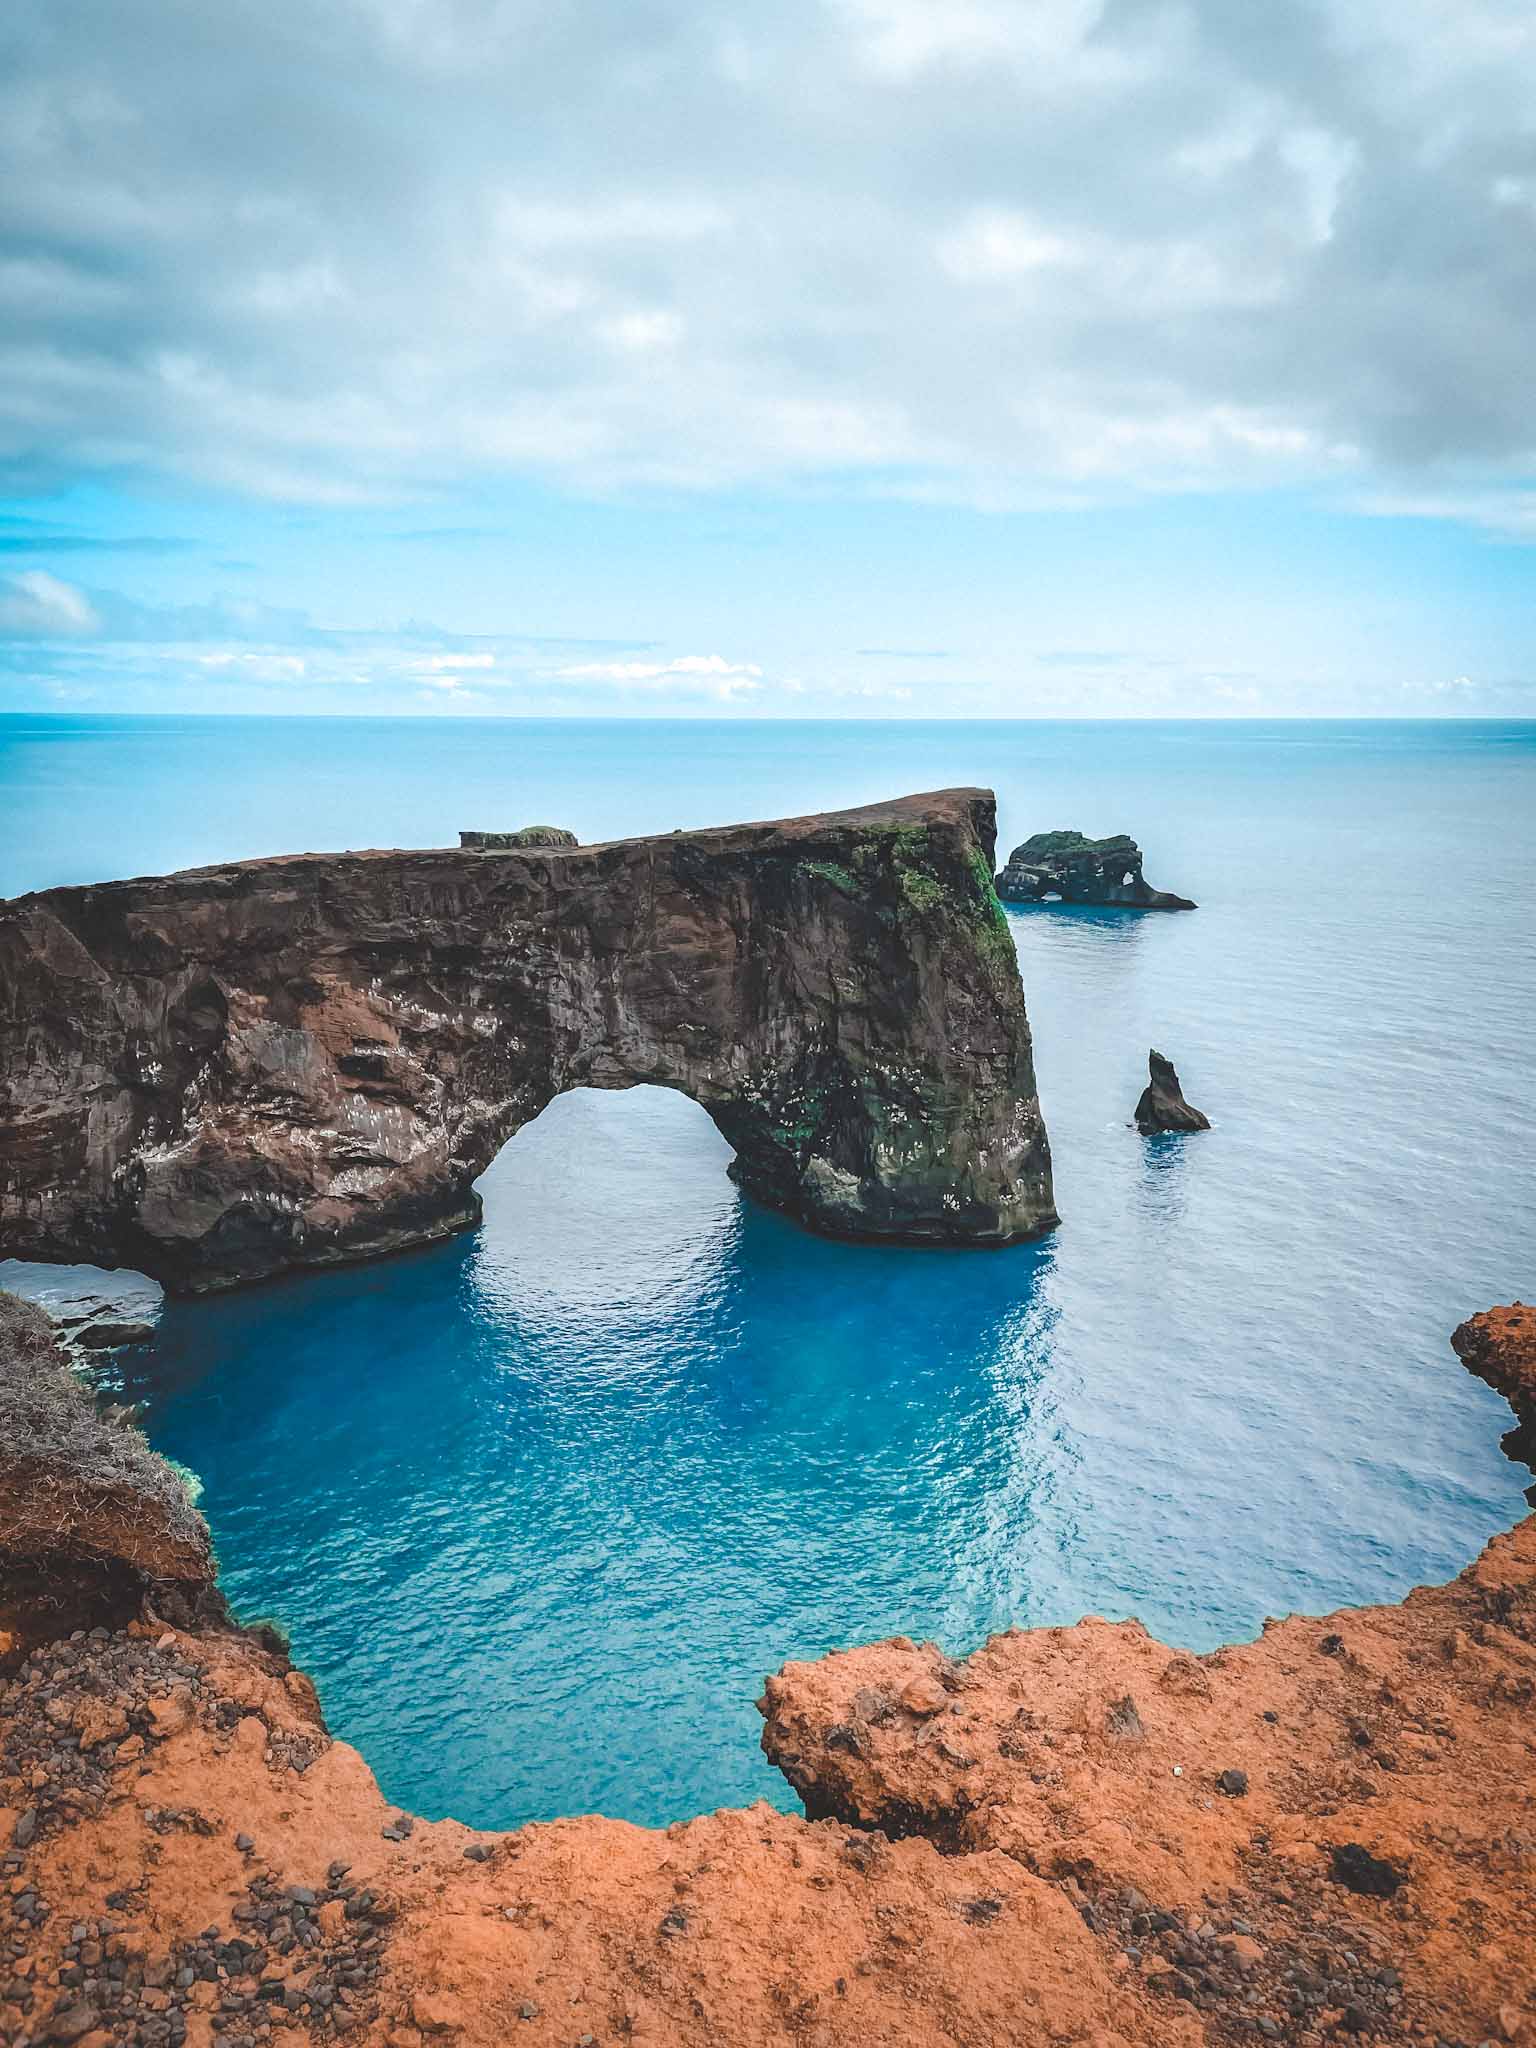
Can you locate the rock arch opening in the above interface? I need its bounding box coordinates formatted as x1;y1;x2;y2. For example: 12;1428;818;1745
474;1085;740;1318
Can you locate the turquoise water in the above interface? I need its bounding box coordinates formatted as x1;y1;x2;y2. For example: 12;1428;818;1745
2;715;1533;1828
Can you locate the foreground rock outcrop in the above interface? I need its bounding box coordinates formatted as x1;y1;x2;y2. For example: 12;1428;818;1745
1454;1302;1536;1469
997;831;1196;910
2;1302;1533;2048
1135;1051;1212;1135
0;790;1054;1292
760;1508;1536;2047
0;1294;219;1665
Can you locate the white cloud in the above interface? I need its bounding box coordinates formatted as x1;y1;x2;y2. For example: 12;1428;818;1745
601;310;685;354
836;0;1110;82
404;652;498;693
493;197;729;249
3;0;1536;511
0;571;99;636
554;653;764;700
938;212;1080;282
1354;489;1536;538
195;651;307;680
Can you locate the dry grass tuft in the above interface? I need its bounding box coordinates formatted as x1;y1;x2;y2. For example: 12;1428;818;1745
0;1289;209;1569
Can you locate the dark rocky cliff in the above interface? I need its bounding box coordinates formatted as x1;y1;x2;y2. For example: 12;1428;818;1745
0;788;1055;1291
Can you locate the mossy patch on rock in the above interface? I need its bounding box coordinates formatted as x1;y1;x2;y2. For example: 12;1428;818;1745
459;825;579;850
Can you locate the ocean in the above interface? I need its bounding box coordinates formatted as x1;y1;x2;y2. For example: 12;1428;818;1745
2;714;1532;1828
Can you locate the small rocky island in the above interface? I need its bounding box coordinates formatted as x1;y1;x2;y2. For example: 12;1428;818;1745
996;829;1195;909
1134;1048;1211;1133
0;789;1056;1291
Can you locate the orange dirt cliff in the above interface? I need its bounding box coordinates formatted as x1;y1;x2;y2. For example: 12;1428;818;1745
1454;1304;1536;1467
2;1297;1534;2048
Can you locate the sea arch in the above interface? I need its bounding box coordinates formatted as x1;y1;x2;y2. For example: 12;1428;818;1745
0;790;1055;1293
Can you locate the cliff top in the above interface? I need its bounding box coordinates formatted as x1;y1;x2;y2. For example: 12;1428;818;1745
0;787;997;911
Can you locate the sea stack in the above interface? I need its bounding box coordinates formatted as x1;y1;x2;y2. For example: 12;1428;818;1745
996;830;1195;909
1134;1049;1210;1133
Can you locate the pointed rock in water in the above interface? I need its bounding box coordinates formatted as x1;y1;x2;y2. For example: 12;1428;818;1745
1134;1050;1210;1134
995;830;1195;909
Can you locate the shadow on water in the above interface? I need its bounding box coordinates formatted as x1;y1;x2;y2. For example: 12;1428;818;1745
1132;1130;1198;1228
1004;901;1155;963
1005;901;1159;932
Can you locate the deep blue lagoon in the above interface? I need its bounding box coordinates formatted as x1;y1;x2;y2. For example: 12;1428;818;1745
2;716;1533;1828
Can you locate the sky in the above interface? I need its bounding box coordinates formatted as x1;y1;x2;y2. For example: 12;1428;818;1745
3;0;1536;718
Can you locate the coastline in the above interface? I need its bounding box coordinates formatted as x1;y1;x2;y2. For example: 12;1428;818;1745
2;1299;1532;2048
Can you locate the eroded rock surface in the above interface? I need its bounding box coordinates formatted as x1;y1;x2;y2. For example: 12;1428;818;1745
761;1313;1536;2045
0;1293;220;1663
0;790;1054;1292
1;1307;1533;2047
1454;1303;1536;1427
1454;1302;1536;1467
997;830;1196;910
1135;1050;1212;1135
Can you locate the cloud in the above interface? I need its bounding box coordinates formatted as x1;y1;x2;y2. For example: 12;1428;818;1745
0;516;192;556
404;652;497;692
1351;490;1536;539
0;571;100;636
554;654;764;700
196;651;307;680
3;0;1536;510
0;569;777;710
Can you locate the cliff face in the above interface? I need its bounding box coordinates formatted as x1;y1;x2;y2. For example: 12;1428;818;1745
759;1514;1536;2046
1454;1303;1536;1467
0;1293;220;1665
1453;1303;1536;1428
0;790;1055;1293
997;831;1196;911
1;1308;1532;2048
